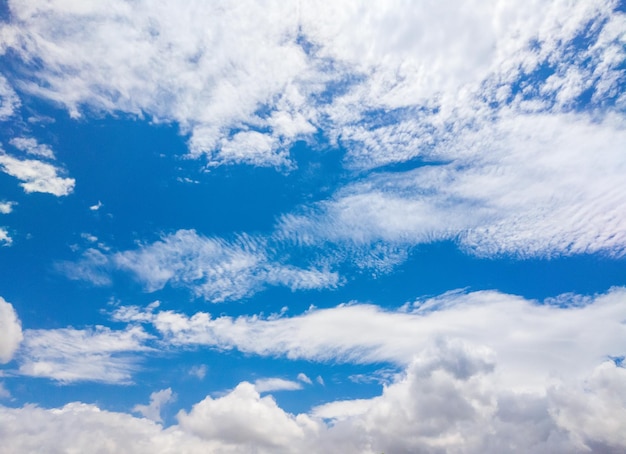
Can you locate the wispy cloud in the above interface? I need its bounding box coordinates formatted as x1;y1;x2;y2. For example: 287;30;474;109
62;229;338;302
18;326;151;384
116;288;626;393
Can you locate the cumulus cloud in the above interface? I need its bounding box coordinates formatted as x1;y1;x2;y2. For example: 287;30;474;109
18;326;151;383
0;201;16;214
0;354;624;453
133;388;176;423
177;382;318;450
0;152;75;196
0;297;22;364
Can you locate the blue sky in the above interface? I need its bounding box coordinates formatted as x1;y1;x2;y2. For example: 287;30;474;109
0;1;625;452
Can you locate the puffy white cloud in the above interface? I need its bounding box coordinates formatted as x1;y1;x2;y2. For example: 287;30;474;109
0;402;213;454
0;152;75;196
9;137;55;159
18;326;151;383
0;297;22;363
112;229;338;302
0;353;624;453
0;201;16;214
177;382;319;451
133;388;176;423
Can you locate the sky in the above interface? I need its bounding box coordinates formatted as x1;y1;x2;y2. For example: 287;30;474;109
0;1;625;452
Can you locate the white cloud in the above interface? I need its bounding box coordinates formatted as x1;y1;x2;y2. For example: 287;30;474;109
0;74;19;120
0;403;212;454
0;382;10;400
18;326;151;383
0;201;16;214
188;364;207;380
0;228;12;247
297;373;312;385
177;382;318;450
89;200;103;211
0;152;75;196
0;356;624;453
279;112;626;259
0;297;22;364
3;0;622;169
113;229;338;302
133;388;176;423
254;378;302;393
56;248;112;286
122;288;626;394
9;137;55;159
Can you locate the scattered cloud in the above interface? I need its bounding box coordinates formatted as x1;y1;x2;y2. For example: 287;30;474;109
188;364;207;380
56;248;112;286
0;151;75;196
133;388;176;423
0;75;19;120
89;200;103;211
0;201;16;214
0;228;12;247
65;229;338;302
0;297;22;363
297;373;312;385
3;1;622;169
254;378;302;393
18;326;151;384
279;112;626;260
9;137;55;159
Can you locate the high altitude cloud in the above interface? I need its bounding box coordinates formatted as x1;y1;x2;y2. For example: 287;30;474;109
0;297;22;363
279;111;626;259
2;0;622;167
62;229;338;302
18;326;151;383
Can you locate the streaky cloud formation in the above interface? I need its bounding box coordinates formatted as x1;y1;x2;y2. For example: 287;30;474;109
18;326;151;383
0;1;624;452
112;288;626;392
